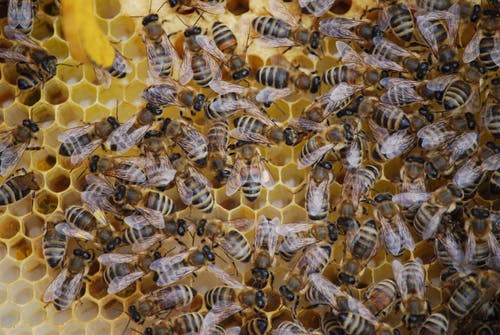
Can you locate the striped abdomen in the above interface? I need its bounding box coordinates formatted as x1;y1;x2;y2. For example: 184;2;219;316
252;16;291;38
255;66;289;89
443;80;471;110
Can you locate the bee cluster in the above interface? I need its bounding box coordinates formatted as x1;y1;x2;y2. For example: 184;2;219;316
0;0;498;334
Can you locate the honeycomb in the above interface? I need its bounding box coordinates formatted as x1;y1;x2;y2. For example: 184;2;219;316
0;0;498;334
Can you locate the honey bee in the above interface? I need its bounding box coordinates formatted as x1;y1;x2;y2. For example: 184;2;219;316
400;156;427;193
447;270;500;320
194;217;255;262
305;160;333;221
43;220;68;269
417;312;449;335
54;205;97;242
141;12;180;79
106;103;163;153
319;17;382;42
98;252;158;294
425;73;479;111
241;316;270;335
337;311;400;335
358;97;410;132
279;242;332;304
0;119;39;177
0;171;40;206
339;219;380;286
162;118;209;167
416;119;457;151
231;115;285;145
149;246;221;286
145;312;204;335
123;219;188;253
168;0;225;15
415;4;461;73
251;216;280;289
483;98;499;139
204;265;267;312
252;0;320;54
377;0;415;42
58;116;120;165
363;279;399;318
142;80;207;115
464;207;500;270
371;193;415;256
7;0;36;34
88;155;148;186
128;284;197;324
321;312;345;335
212;21;250;80
1;26;57;90
463;13;500;72
43;248;93;310
171;155;214;213
226;142;275;202
207;120;230;176
453;153;499;199
274;320;322;334
204;90;268;121
369;120;415;162
93;48;131;88
179;26;225;87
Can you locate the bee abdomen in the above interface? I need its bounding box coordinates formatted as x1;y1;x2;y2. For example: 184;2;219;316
255;66;289;89
443;80;471;110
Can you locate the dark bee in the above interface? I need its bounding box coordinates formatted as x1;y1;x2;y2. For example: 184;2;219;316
212;21;250;80
240;316;270;335
417;312;449;335
363;279;399;318
463;14;500;72
162;118;208;167
0;119;39;177
378;0;415;42
142;80;207;115
231;115;284;145
43;221;68;269
0;171;40;206
251;216;280;289
7;0;37;34
93;48;130;87
207;119;230;175
358;97;411;131
320;17;383;41
255;65;320;95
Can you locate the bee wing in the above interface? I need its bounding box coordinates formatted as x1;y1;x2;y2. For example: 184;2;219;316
453;161;481;188
207;264;245;289
426;74;456;91
379;217;402;256
63;271;85;308
421;207;446;240
3;26;38;48
228;218;255;232
481;153;500;171
143;156;176;188
381;86;423;106
493;34;500;67
139;207;166;229
131;233;164;253
336;41;363;64
363;54;404;72
463;30;481;63
209;80;247;95
107;117;150;153
0;49;30;62
149;252;189;271
8;0;33;30
256;87;293;104
379;78;418;89
320;83;363;111
309;273;342;310
107;160;148;185
380;131;415;159
230;127;272;145
307;178;329;217
398;217;415;251
276;223;310;236
195;35;226;62
297;143;334;169
107;271;145;294
194;0;225;14
176;176;194;205
226;159;244;196
55;222;94;241
290;118;326;132
345;138;362;169
93;66;112;88
0;142;27;177
268;0;298;25
98;253;137;266
177;122;208;154
43;268;68;302
179;44;193;86
373;37;413;58
258;158;275;189
200;303;244;335
299;0;335;17
319;17;363;40
440;232;465;270
448;132;478;164
266;217;281;256
141;83;179;107
57;124;93;143
392;192;430;207
279;236;316;253
368;119;389;143
255;36;295;48
391;259;407;297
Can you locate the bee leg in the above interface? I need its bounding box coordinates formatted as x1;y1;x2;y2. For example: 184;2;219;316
282;46;293;55
179;110;193;122
292;183;306;195
27;146;42;150
269;271;275;289
175;237;188;249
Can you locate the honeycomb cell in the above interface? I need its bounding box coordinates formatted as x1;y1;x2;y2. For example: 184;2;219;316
216;191;241;211
0;242;6;261
0;216;20;240
266;146;292;167
10;280;33;305
60;189;82;209
71;82;97;108
32;148;57;172
133;59;150;82
227;0;249;15
20;258;46;282
0;258;20;283
23;214;44;238
88;278;107;300
18;89;42;107
101;299;123;320
109;16;136;41
330;0;352;14
33;324;59;335
0;304;20;328
43;37;69;61
44;79;69;105
281;203;307;223
1;64;18;86
268;185;293;209
58;64;84;86
48;305;72;325
34;190;58;215
280;164;305;189
8;327;32;335
32;102;55;128
0;284;6;304
123;79;147;106
297;310;321;330
0;83;15;108
4;103;29;126
87;319;111;335
75;298;99;322
61;321;86;335
46;167;71;193
9;238;32;261
32;16;55;41
21;301;46;326
96;0;121;18
98;85;124;107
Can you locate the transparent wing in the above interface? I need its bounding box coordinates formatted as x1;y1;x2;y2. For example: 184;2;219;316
319;17;363;40
176;176;194;205
463;30;480;63
199;303;244;335
62;272;85;308
179;44;193;86
336;41;363;64
209;80;248;95
230;127;273;145
55;222;94;241
194;0;225;14
255;87;293;103
307;178;329;218
392;259;407;298
177;122;209;157
258;158;275;189
107;271;145;294
207;264;245;289
392;192;431;207
141;82;180;107
8;0;33;30
380;131;415;159
226;159;244;196
297;143;334;169
3;26;38;48
373;37;414;57
448;132;478;164
196;35;226;61
143;155;176;188
98;253;137;266
380;217;402;256
381;86;423;106
43;268;68;302
268;0;298;25
426;74;456;91
421;207;446;240
255;36;295;48
0;142;27;177
0;49;30;62
481;153;500;171
131;233;164;253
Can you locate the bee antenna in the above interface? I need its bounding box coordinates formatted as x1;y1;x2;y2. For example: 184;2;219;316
155;0;170;13
192;12;203;27
213;251;228;265
121;317;133;335
176;15;189;27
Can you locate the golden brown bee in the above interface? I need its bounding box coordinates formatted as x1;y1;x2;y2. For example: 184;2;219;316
252;0;320;54
0;171;40;206
145;312;204;335
162;118;209;167
128;284;197;324
0;119;39;177
319;16;383;41
194;217;254;262
212;21;250;80
180;26;225;87
417;312;449;335
43;248;93;310
105;103;163;153
43;221;68;269
339;220;380;286
231;115;285;145
363;279;399;318
275;320;322;335
142;80;207;115
168;0;225;15
226;143;274;202
122;219;188;253
337;311;399;335
321;312;344;335
1;26;57;90
58;116;120;165
392;258;430;329
251;216;280;288
425;71;481;111
207;120;230;176
141;13;180;79
172;155;214;213
415;0;450;11
358;97;411;132
305;161;333;221
483;99;500;139
7;0;37;34
93;48;131;88
378;0;415;42
369;121;415;162
400;156;427;193
447;270;500;320
241;316;270;335
88;155;147;185
204;281;266;312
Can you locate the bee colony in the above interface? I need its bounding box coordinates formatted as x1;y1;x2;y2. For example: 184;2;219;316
0;0;498;334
